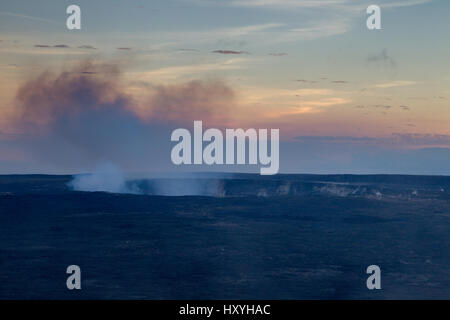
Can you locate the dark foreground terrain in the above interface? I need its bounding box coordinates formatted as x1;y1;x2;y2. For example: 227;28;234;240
1;174;450;299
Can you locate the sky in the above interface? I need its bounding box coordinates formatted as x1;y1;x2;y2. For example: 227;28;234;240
0;0;450;174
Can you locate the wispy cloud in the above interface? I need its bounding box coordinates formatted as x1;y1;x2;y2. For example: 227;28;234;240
373;81;417;88
191;0;432;42
278;18;350;42
294;79;317;84
295;89;334;96
158;22;283;40
331;80;348;84
227;0;348;9
0;11;57;25
294;133;450;148
138;23;284;48
34;44;71;49
381;0;433;9
268;52;287;56
0;48;91;55
78;45;97;50
212;50;249;55
221;0;432;9
124;58;246;82
220;22;285;36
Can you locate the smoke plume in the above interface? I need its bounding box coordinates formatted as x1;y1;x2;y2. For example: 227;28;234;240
4;60;235;175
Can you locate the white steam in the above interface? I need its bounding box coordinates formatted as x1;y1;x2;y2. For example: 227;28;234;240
68;164;226;196
68;163;141;194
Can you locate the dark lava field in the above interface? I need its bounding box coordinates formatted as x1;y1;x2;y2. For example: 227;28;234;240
1;174;450;299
